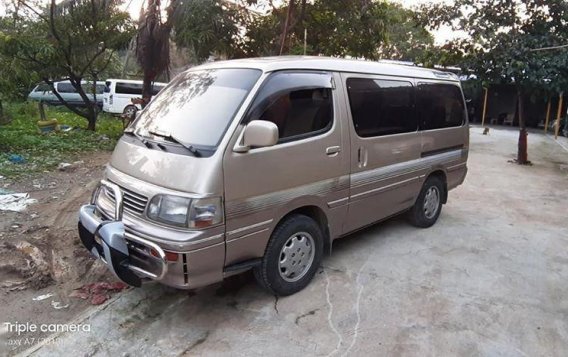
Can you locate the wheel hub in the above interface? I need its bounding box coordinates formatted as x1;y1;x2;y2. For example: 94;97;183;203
423;186;440;219
278;232;315;282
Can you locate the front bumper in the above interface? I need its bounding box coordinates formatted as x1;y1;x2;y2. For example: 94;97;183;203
78;180;168;287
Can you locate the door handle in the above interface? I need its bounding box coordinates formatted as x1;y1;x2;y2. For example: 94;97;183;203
326;146;341;156
357;147;368;168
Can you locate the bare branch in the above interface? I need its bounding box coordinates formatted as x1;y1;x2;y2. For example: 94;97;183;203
530;44;568;52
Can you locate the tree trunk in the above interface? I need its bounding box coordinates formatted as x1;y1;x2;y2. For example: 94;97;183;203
279;0;296;55
38;101;47;121
142;71;156;108
45;79;98;130
516;86;528;164
0;99;6;125
87;115;96;131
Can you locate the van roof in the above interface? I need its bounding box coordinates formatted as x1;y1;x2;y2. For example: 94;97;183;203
105;79;168;85
194;56;460;82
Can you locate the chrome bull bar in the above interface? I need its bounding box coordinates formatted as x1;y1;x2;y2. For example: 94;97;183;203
84;180;168;282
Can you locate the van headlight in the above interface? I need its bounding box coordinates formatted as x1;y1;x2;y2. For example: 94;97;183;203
146;195;223;229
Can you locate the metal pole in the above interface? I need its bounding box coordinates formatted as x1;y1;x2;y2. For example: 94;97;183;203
481;87;488;127
555;92;564;139
544;98;551;134
304;28;307;55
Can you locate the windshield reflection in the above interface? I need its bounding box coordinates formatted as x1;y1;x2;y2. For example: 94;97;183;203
132;68;261;148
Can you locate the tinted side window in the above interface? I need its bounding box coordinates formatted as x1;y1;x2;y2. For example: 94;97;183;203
36;83;51;92
417;83;465;130
103;81;111;93
81;83;105;95
57;83;76;93
248;72;334;143
115;82;143;95
347;78;416;137
151;85;165;95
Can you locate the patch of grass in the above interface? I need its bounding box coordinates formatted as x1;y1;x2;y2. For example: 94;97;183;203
0;102;123;179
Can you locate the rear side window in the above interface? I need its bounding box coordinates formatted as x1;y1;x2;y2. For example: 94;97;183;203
417;83;465;130
346;78;416;137
115;82;143;95
151;85;165;95
247;71;334;143
81;83;105;95
57;83;77;93
35;83;51;92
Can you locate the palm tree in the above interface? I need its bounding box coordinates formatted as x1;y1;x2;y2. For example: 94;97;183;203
135;0;178;107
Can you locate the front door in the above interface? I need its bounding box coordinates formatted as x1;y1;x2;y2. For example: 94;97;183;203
341;73;423;233
223;71;350;265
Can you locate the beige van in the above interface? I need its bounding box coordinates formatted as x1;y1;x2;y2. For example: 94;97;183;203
78;57;469;296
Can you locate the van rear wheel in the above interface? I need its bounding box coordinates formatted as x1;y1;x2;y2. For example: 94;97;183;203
123;105;137;117
408;176;444;228
254;214;323;296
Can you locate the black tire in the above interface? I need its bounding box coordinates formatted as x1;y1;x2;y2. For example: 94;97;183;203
408;176;444;228
123;105;137;118
254;214;324;296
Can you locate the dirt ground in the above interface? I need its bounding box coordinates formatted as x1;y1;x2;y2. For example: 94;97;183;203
2;126;568;356
0;152;120;355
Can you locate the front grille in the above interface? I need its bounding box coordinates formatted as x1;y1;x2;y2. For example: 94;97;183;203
105;184;148;215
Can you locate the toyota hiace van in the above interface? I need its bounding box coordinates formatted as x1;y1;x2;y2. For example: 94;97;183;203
102;79;167;116
78;57;469;296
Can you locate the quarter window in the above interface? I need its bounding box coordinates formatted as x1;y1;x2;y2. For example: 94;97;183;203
346;78;416;137
417;83;465;130
248;71;334;143
57;83;77;93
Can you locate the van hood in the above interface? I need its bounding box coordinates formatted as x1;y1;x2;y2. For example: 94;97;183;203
108;136;222;195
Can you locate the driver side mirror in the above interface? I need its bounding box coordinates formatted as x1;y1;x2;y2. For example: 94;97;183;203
234;120;279;153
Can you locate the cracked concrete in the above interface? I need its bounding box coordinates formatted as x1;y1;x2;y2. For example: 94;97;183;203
17;126;568;356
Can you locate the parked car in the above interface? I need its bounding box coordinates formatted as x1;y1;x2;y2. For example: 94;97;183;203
27;80;105;107
102;79;167;116
78;57;469;296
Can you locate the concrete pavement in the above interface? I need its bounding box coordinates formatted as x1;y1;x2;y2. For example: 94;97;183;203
24;126;568;356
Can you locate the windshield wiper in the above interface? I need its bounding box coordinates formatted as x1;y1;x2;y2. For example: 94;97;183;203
148;130;202;157
124;129;152;148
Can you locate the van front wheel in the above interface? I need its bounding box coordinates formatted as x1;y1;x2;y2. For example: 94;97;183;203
254;214;323;296
408;176;444;228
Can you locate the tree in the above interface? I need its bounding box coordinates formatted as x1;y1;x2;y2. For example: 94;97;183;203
135;0;177;104
135;0;252;103
0;17;39;123
244;0;392;59
0;0;133;130
419;0;568;164
377;3;434;63
171;0;248;62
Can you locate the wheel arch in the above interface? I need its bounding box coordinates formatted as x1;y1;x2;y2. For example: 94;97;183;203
274;204;332;256
426;169;448;204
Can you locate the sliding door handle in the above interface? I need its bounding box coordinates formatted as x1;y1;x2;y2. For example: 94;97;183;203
326;146;341;156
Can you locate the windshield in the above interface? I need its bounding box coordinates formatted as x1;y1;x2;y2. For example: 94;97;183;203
132;68;262;148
